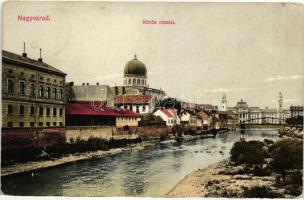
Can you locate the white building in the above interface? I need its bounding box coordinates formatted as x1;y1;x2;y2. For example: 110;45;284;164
153;108;180;126
115;94;153;114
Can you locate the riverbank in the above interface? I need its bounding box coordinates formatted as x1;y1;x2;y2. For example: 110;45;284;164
1;141;153;177
166;160;285;198
1;131;221;177
167;138;303;198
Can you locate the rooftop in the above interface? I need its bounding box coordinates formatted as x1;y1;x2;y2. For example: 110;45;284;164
2;50;66;75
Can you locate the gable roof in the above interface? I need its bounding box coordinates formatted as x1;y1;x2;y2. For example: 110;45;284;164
2;50;66;75
115;95;152;104
160;109;173;118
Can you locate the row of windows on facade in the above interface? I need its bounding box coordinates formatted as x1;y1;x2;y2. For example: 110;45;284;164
6;121;63;128
122;105;146;113
7;105;63;117
7;79;64;99
125;78;146;85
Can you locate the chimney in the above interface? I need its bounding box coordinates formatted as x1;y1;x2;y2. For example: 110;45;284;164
82;83;85;86
86;83;89;85
22;42;27;57
38;48;43;62
96;82;99;85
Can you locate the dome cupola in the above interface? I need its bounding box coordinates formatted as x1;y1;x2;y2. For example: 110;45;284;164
123;55;147;87
124;55;147;77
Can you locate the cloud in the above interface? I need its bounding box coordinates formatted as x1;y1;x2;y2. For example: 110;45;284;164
206;87;256;93
263;75;303;82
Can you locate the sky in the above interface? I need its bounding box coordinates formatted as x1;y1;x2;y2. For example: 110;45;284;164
3;1;304;109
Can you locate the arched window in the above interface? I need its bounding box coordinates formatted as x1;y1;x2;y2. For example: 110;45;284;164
60;89;63;100
144;80;146;85
46;87;51;98
53;88;57;99
19;105;24;115
39;86;44;97
141;79;144;85
128;79;131;85
133;79;136;85
137;79;140;85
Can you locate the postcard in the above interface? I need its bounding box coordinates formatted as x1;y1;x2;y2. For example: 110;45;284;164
1;1;303;198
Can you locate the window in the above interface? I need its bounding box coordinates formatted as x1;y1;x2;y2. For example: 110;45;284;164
19;122;24;127
136;106;140;113
53;122;56;127
53;108;57;116
7;105;13;115
30;122;35;127
46;122;50;127
128;79;131;84
53;88;57;99
60;108;63;116
39;107;43;116
39;122;43;127
30;106;35;116
30;83;35;97
19;105;25;115
142;79;144;85
7;122;13;128
124;105;128;110
133;79;136;84
142;105;146;112
39;85;44;97
59;89;63;100
59;122;63;127
46;107;50;116
137;79;140;85
19;81;25;95
46;87;51;98
7;79;14;94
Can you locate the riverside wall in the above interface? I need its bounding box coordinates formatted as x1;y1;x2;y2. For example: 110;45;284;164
1;125;172;149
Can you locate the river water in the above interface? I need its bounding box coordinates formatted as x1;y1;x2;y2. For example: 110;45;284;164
1;129;279;196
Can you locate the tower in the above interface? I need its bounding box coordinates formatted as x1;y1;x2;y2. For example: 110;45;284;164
221;93;227;111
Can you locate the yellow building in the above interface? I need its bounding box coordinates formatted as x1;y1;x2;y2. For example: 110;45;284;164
2;50;66;129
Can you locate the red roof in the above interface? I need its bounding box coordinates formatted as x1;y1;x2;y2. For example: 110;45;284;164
66;102;137;117
160;109;173;118
115;95;152;104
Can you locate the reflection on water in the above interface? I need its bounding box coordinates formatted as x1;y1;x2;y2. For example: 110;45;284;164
1;130;279;196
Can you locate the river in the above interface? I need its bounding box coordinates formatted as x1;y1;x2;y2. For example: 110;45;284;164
1;129;279;196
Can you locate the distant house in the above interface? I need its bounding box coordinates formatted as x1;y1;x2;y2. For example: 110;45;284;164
153;108;180;127
115;94;153;114
66;102;138;127
180;110;197;128
197;111;213;130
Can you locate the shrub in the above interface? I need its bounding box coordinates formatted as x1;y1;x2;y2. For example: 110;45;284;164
270;138;303;171
230;139;267;165
242;185;282;198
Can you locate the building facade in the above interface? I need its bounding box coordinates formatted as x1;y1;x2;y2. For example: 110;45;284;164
231;99;290;124
2;50;66;129
290;105;303;118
